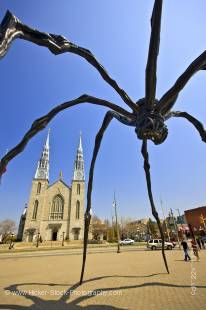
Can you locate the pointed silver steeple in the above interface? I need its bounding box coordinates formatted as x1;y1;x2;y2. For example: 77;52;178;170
78;131;83;152
34;129;50;180
73;132;85;181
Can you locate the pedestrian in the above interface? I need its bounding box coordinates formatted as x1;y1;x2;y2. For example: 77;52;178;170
181;239;191;261
9;242;14;250
196;237;201;250
191;238;200;261
201;238;205;249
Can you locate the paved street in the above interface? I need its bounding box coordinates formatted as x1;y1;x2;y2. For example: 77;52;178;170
0;245;147;259
0;249;205;309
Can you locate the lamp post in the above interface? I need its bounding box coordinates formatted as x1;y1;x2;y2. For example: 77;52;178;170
120;217;124;240
9;233;14;250
113;192;120;254
176;208;185;239
170;208;180;249
111;216;115;242
36;232;40;248
62;231;65;246
146;221;151;241
136;228;140;242
160;198;170;241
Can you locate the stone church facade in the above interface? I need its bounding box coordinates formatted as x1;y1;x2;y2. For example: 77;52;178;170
19;130;85;242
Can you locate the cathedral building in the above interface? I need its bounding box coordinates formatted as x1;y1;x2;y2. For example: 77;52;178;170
19;130;85;242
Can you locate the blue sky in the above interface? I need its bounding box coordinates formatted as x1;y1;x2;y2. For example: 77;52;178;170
1;0;206;225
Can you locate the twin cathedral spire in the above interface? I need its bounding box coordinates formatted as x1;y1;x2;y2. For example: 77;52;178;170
73;132;85;181
34;129;50;180
34;130;85;181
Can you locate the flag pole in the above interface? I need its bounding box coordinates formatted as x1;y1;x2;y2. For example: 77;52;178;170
113;192;121;254
160;197;170;241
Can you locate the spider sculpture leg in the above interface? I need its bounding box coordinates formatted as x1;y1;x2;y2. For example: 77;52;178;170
145;0;163;107
80;111;114;285
0;11;137;112
141;139;169;274
166;111;206;142
158;51;206;115
79;110;135;284
0;95;132;177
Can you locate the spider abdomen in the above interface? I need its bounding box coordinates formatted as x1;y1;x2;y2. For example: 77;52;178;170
135;101;168;144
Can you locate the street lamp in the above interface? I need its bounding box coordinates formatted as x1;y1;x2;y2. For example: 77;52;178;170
36;232;40;248
136;228;140;242
62;231;65;246
160;198;170;241
176;208;185;238
113;193;120;254
9;233;14;250
170;208;180;249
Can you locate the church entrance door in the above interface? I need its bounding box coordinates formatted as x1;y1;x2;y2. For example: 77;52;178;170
28;233;34;242
73;228;80;240
52;231;58;241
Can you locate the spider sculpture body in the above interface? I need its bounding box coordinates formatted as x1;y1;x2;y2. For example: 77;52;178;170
1;0;206;284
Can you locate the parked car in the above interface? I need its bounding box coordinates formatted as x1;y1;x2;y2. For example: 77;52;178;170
171;241;176;248
147;239;174;250
170;241;176;249
119;238;135;245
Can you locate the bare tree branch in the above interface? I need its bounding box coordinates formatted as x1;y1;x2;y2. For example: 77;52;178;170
0;95;134;177
166;111;206;142
0;10;138;112
158;51;206;114
145;0;163;107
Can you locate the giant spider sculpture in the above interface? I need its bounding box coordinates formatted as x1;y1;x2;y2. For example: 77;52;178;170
0;0;206;284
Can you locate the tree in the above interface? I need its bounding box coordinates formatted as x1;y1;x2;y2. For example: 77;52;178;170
121;219;148;240
125;221;138;239
0;219;16;243
147;218;158;238
119;217;134;239
91;215;107;241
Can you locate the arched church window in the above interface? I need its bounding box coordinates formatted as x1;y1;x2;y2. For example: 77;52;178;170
76;201;80;219
77;184;81;195
50;195;64;220
32;200;38;220
37;182;41;194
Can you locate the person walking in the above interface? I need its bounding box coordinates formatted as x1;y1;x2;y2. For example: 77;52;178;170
197;237;202;250
191;238;200;261
201;238;205;249
181;239;191;261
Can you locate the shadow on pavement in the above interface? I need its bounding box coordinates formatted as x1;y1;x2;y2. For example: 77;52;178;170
1;273;205;309
174;260;200;263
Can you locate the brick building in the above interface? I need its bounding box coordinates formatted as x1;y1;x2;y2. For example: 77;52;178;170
184;206;206;232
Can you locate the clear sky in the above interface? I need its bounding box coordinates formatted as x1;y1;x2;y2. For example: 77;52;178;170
1;0;206;226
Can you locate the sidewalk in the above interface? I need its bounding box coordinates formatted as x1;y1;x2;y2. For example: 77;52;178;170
0;249;205;309
0;241;147;254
